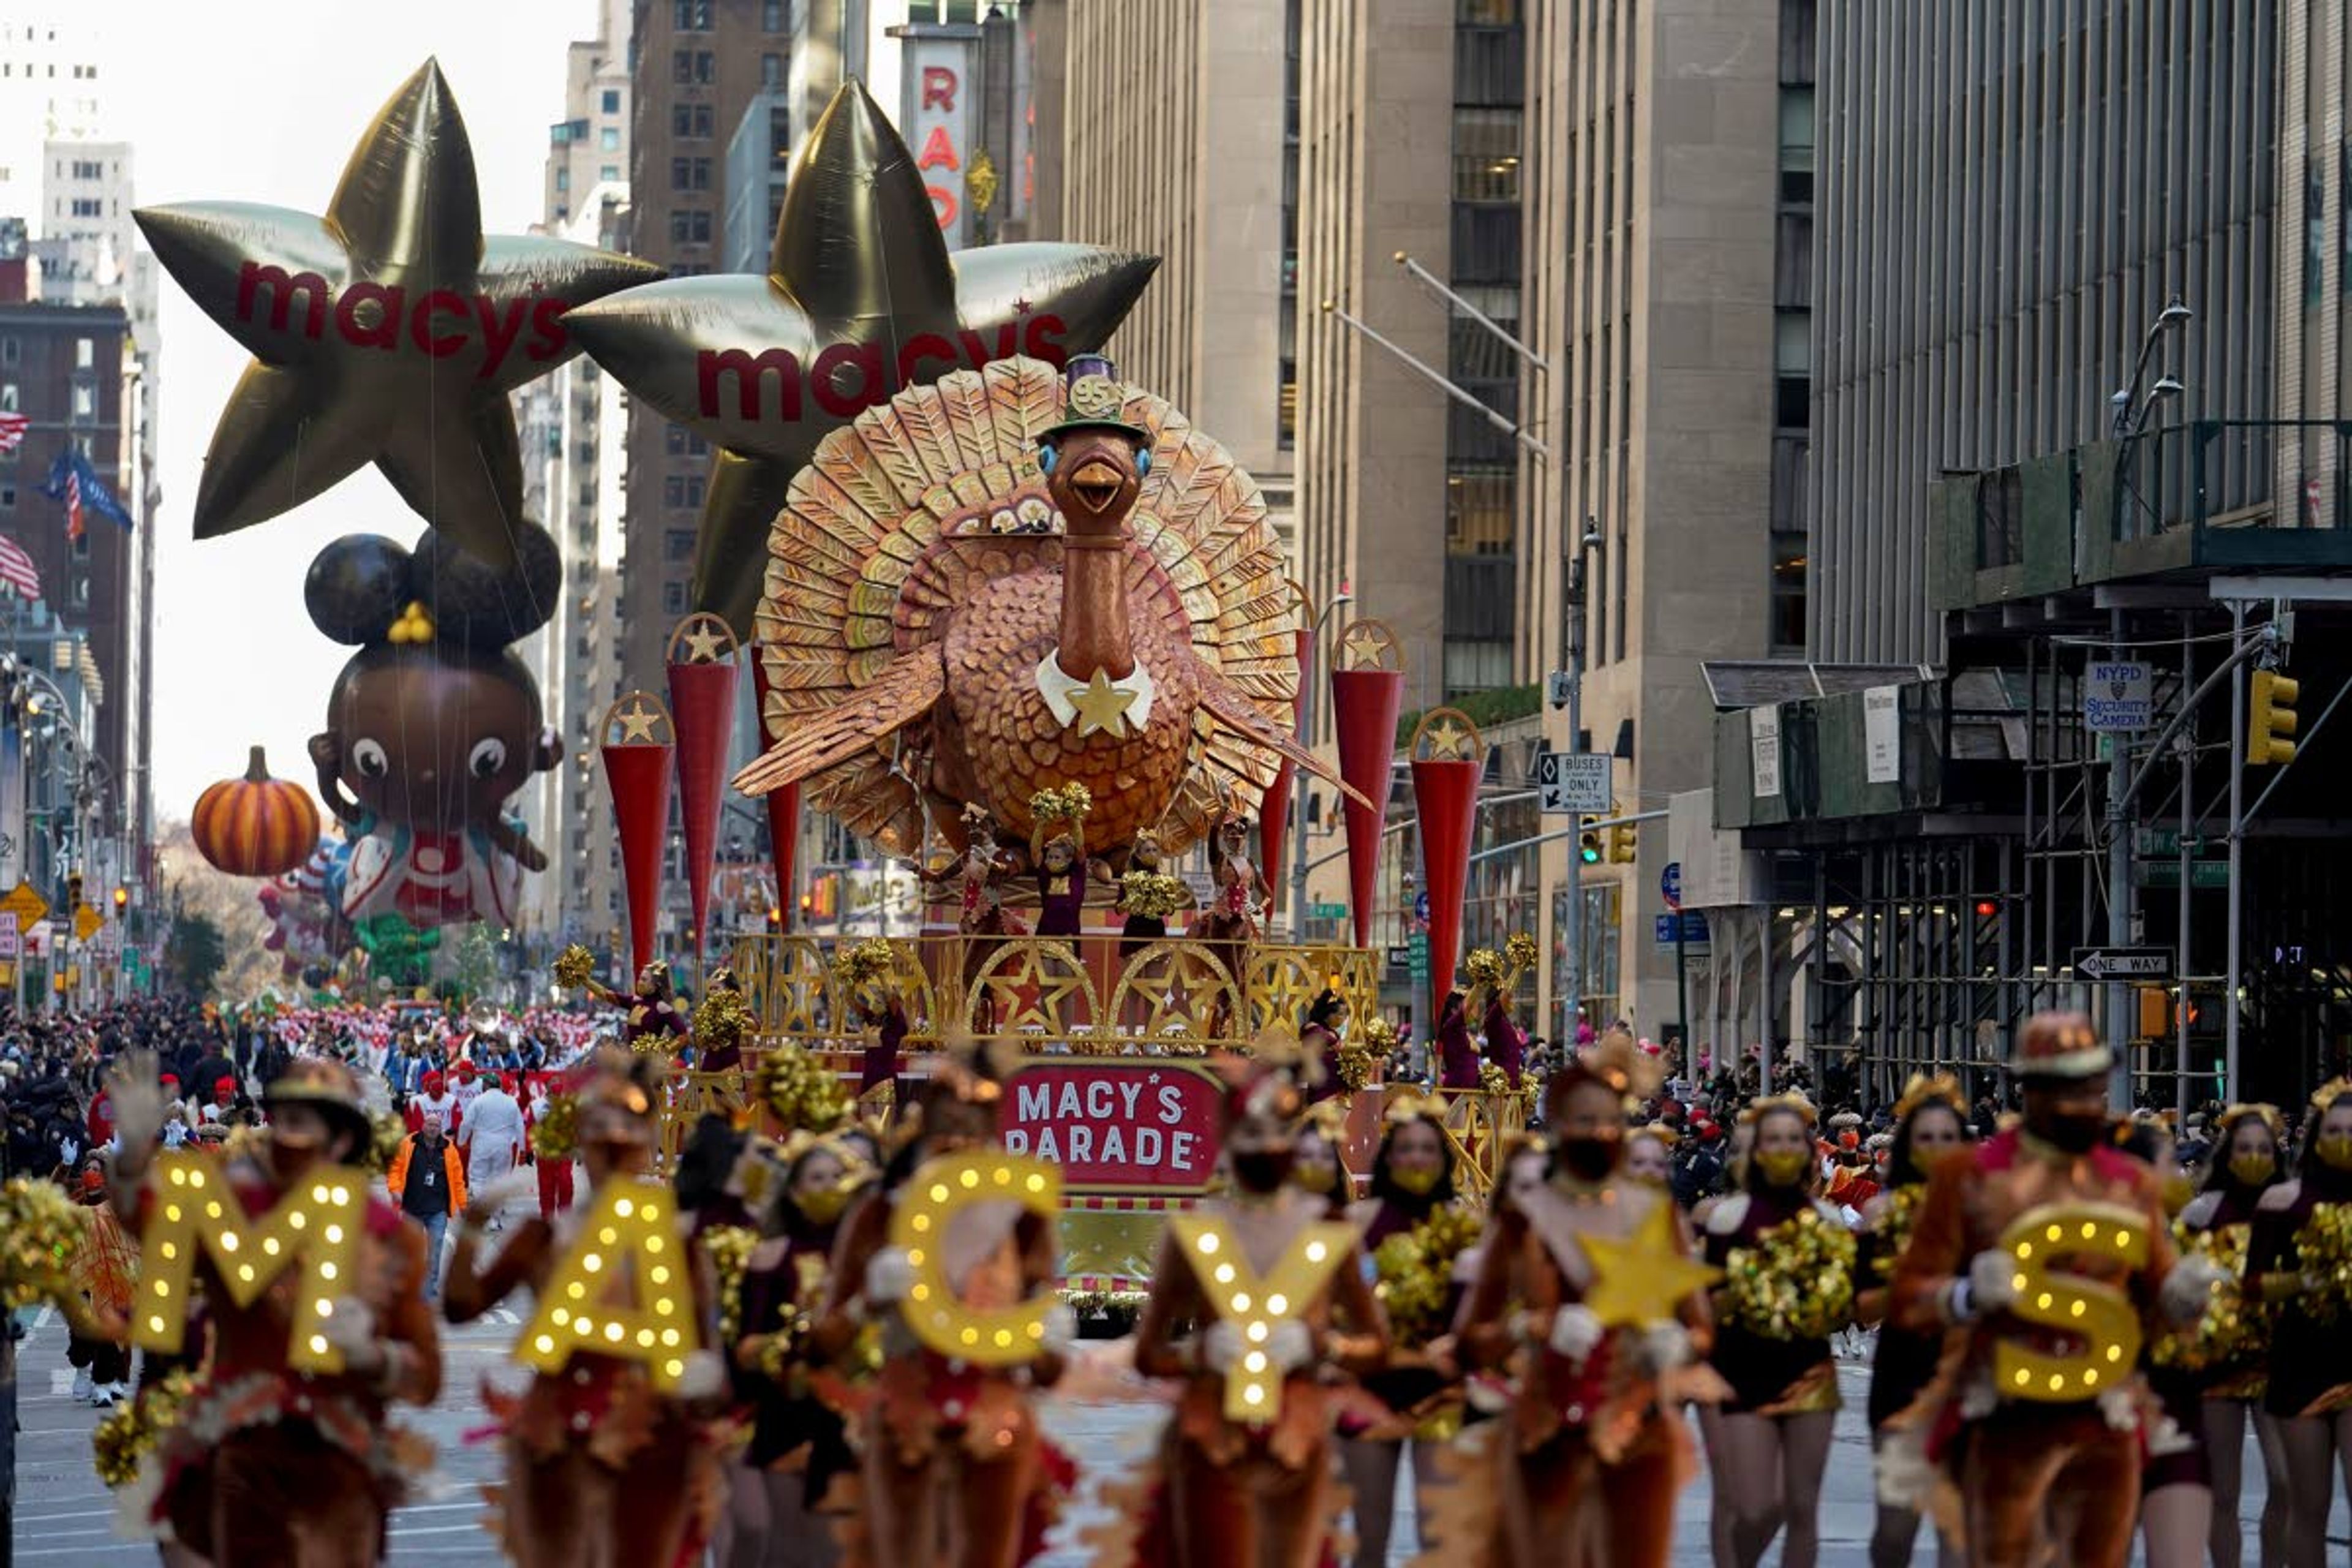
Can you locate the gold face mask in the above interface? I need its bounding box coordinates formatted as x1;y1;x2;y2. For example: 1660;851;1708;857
1389;1165;1441;1197
796;1184;853;1226
1291;1162;1339;1195
1755;1148;1812;1188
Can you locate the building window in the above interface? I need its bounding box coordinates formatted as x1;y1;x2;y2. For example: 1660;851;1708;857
692;210;711;243
69;384;94;423
1446;471;1516;554
665;424;689;456
599;125;620;151
1775;309;1810;430
663;473;687;507
0;484;13;511
0;339;16;366
0;383;15;412
673;103;714;138
556;168;571;193
1770;532;1807;651
1452;107;1520;202
763;0;786;28
673;49;693;85
663;581;688;616
664;529;696;562
671;157;692;190
1779;88;1815;205
75;337;92;369
600;165;620;181
763;53;784;88
673;0;712;29
692;157;711;190
696;51;715;84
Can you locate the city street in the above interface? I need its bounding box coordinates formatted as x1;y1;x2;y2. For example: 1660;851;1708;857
12;1310;2342;1566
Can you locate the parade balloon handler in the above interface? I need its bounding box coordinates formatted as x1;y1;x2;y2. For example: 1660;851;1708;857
104;1055;443;1566
303;522;564;932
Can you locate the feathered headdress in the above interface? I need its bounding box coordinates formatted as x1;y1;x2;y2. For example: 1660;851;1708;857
1891;1071;1964;1125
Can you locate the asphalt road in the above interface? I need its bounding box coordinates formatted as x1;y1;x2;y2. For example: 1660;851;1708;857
9;1315;2339;1566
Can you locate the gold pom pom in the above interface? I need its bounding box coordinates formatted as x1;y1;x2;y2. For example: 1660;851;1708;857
754;1044;851;1135
0;1177;86;1309
1464;948;1506;989
1721;1208;1858;1341
553;944;596;990
1117;870;1186;919
1504;932;1540;974
2294;1205;2352;1326
366;1111;406;1176
701;1224;759;1344
1333;1042;1380;1092
92;1370;194;1489
694;986;755;1054
1372;1205;1483;1345
530;1093;580;1161
2154;1221;2269;1370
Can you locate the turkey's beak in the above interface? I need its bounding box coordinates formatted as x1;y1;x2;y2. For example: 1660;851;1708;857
1067;458;1125;515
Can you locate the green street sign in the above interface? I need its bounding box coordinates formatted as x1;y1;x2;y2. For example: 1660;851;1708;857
1406;932;1430;981
2136;859;2230;890
1310;901;1348;920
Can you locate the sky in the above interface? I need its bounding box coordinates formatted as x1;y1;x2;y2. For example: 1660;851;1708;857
101;0;591;813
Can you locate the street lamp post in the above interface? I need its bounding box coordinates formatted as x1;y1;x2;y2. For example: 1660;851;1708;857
1558;522;1603;1041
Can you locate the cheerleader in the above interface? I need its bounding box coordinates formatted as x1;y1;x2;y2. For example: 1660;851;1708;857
1300;989;1352;1106
2247;1080;2352;1568
1458;1033;1712;1566
1338;1095;1467;1568
1702;1095;1845;1568
726;1135;864;1568
1691;1110;1756;1567
1854;1074;1967;1568
442;1049;725;1567
2180;1103;2289;1568
1289;1101;1352;1210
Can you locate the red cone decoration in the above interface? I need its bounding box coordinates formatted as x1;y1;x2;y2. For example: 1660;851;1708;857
1409;707;1483;1023
665;614;741;954
1327;619;1406;947
599;692;676;976
747;655;803;930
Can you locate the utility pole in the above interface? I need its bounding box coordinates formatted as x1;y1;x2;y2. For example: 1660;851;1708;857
1558;522;1600;1039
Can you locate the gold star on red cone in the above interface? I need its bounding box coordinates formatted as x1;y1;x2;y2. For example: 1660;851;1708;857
137;59;663;566
562;78;1160;634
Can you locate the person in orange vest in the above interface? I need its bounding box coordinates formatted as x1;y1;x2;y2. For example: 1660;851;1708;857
390;1109;469;1301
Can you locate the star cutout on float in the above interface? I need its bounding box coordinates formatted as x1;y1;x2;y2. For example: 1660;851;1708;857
1068;668;1140;739
616;703;662;744
1341;622;1394;669
1578;1197;1724;1329
680;624;729;663
135;59;662;566
1425;719;1476;761
560;78;1161;635
984;943;1084;1032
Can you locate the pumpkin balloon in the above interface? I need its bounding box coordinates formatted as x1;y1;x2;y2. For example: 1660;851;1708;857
193;747;322;877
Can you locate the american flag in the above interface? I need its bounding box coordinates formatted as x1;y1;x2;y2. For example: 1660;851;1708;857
62;467;83;544
0;535;42;601
0;412;25;455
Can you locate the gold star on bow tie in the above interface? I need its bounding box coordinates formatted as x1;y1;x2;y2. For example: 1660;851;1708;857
1068;668;1139;738
617;703;661;744
1579;1196;1723;1328
680;624;729;663
1425;718;1475;760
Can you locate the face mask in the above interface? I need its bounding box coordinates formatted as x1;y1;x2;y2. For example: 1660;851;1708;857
2039;1110;2108;1155
796;1185;850;1226
1755;1148;1812;1188
2228;1152;2276;1188
2317;1132;2352;1172
1291;1163;1338;1195
1556;1136;1619;1183
1389;1165;1441;1198
2160;1174;2195;1216
1231;1150;1294;1194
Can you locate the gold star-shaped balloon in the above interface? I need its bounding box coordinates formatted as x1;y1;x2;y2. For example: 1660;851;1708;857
1425;718;1476;761
1067;668;1139;738
562;78;1161;634
616;702;662;744
135;60;662;567
1579;1197;1723;1329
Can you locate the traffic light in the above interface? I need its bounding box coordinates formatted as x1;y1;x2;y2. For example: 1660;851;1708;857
65;872;81;911
2248;668;2300;765
111;885;128;914
1579;831;1602;865
1607;823;1638;864
766;905;782;931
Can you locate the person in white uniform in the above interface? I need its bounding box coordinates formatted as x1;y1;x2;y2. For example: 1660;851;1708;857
455;1071;526;1222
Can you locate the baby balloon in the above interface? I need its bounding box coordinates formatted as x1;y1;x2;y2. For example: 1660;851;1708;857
303;524;563;931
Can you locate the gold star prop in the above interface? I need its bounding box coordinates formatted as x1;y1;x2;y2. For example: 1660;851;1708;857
1067;668;1139;738
562;79;1160;635
136;60;662;565
1579;1197;1722;1329
616;703;662;744
1425;718;1475;761
681;624;729;663
1341;621;1395;669
981;942;1086;1032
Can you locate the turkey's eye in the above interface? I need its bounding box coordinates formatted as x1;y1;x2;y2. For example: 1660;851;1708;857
469;739;507;780
1039;443;1058;474
1135;447;1152;477
352;739;388;779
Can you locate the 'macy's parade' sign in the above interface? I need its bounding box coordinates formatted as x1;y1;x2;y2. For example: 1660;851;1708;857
998;1060;1223;1193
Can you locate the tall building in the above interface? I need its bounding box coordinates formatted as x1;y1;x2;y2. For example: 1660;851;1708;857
0;13;105;234
619;0;795;704
1050;0;1296;554
1513;0;1807;1033
518;0;639;960
1810;1;2280;664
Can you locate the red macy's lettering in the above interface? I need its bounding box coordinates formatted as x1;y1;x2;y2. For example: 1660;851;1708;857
234;263;572;381
695;314;1069;423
